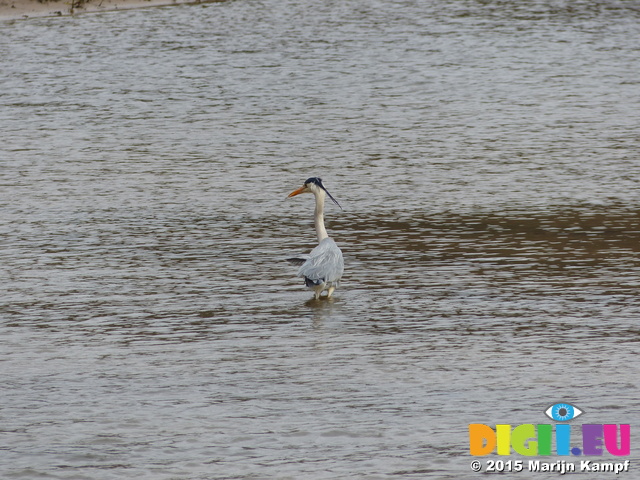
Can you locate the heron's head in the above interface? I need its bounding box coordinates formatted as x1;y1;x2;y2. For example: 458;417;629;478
288;177;342;209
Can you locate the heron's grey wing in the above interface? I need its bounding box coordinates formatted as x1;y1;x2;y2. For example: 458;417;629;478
286;255;309;266
297;238;344;283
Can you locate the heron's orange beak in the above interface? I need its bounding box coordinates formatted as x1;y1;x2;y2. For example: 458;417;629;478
288;186;306;198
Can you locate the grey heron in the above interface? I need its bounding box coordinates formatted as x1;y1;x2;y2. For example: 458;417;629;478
287;177;344;300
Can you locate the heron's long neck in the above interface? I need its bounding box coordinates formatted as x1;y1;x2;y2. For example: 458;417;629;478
314;191;328;242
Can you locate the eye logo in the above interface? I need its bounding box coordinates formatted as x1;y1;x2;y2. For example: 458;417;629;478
545;403;583;422
470;402;631;457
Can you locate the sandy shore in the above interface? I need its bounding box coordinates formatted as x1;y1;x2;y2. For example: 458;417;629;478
0;0;212;20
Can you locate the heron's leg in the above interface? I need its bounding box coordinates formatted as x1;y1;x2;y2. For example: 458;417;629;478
326;286;336;298
313;285;324;300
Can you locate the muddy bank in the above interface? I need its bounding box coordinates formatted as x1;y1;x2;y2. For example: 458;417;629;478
0;0;215;20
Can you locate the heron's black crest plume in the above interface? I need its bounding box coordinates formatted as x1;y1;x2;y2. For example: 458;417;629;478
304;177;323;187
305;177;342;210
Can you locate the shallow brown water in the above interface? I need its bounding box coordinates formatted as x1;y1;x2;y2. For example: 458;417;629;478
1;1;640;478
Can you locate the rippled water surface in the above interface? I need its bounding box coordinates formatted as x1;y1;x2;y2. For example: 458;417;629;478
2;1;640;478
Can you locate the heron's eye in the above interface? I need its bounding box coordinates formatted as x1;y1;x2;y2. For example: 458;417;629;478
544;403;583;422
